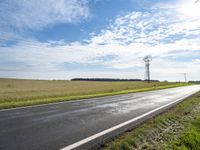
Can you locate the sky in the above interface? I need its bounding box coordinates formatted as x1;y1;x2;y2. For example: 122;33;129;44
0;0;200;81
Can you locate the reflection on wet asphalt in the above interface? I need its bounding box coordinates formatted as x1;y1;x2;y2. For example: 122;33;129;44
0;85;200;150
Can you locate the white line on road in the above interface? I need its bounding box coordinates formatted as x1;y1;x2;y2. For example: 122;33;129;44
61;88;200;150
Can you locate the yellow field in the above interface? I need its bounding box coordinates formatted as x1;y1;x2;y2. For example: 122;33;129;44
0;78;188;109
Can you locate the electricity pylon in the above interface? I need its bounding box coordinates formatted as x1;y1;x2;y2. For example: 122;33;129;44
143;55;152;83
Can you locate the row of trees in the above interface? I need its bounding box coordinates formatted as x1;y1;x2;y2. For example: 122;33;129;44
189;81;200;83
71;78;159;82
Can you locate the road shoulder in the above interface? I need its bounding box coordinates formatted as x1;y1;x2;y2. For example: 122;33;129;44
103;92;200;150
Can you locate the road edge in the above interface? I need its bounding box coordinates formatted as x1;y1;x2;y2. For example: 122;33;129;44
0;84;190;112
61;88;200;150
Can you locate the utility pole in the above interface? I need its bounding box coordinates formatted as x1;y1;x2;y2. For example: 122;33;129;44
184;73;187;82
143;55;152;83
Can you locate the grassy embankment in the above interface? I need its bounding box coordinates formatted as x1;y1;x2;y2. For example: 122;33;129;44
103;92;200;150
0;78;189;109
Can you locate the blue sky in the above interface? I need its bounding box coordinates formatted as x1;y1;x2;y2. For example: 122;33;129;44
0;0;200;81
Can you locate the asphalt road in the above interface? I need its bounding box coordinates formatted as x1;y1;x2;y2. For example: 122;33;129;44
0;85;200;150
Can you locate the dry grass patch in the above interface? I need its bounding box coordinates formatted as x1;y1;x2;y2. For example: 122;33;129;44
0;78;188;109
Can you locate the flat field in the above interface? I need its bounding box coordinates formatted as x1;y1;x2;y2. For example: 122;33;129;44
0;78;188;109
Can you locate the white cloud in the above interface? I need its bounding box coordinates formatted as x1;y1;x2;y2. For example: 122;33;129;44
0;0;90;30
193;59;200;64
89;4;200;46
177;0;200;18
1;0;200;81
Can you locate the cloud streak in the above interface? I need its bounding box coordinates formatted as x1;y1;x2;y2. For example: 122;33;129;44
0;0;200;81
0;0;90;31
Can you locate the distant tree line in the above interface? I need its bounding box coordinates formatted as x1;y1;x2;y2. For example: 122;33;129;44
189;81;200;84
71;78;159;82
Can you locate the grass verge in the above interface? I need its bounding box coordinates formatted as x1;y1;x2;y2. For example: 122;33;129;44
103;92;200;150
0;82;188;109
168;115;200;149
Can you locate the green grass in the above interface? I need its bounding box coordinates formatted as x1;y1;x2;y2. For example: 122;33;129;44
169;117;200;149
0;78;189;109
103;92;200;150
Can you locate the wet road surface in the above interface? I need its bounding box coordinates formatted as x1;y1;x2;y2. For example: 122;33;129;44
0;85;200;150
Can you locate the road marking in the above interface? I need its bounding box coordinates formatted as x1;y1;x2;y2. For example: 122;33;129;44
61;88;200;150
